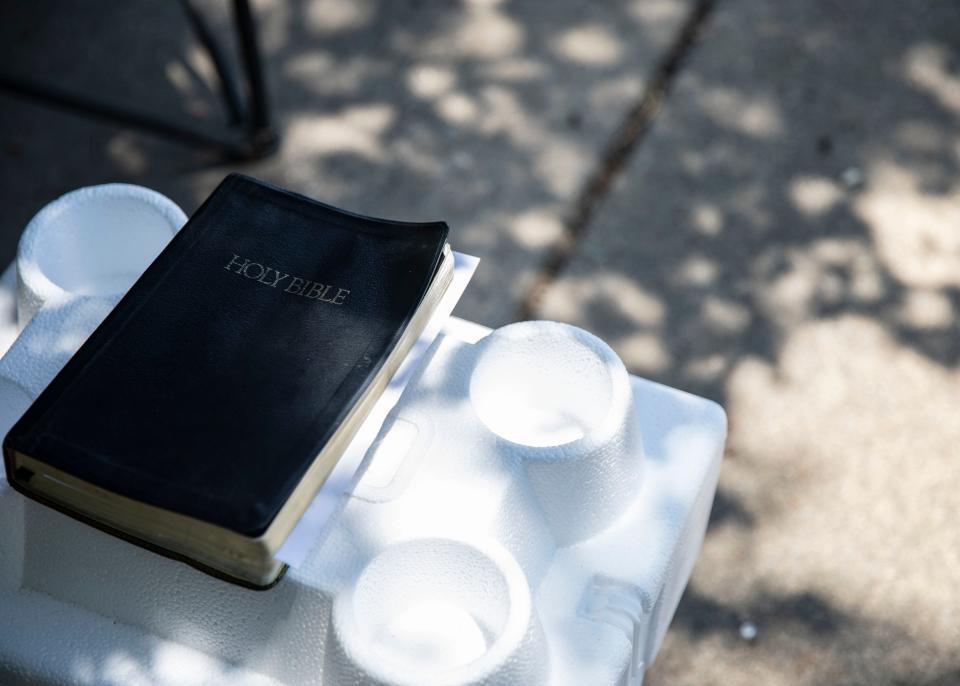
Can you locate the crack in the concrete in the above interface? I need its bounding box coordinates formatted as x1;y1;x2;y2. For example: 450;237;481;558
516;0;717;321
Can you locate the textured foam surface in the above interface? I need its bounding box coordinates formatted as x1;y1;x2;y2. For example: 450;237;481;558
16;184;185;327
0;186;726;686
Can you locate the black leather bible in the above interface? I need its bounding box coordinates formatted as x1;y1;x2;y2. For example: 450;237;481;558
3;174;452;587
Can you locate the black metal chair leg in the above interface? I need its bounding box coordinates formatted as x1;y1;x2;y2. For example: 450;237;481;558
232;0;279;157
0;1;279;161
179;0;246;126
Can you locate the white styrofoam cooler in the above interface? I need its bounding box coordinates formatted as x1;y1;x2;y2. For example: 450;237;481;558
0;185;726;686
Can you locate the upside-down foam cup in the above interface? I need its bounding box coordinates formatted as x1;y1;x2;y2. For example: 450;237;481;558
469;321;644;545
329;537;547;685
16;184;186;327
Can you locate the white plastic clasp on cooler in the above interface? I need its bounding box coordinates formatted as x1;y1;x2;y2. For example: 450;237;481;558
0;184;726;686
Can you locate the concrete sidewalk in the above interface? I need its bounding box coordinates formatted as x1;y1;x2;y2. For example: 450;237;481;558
1;1;958;684
533;1;960;684
0;0;693;326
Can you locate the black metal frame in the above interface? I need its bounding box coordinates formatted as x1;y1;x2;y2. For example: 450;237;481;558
0;0;278;160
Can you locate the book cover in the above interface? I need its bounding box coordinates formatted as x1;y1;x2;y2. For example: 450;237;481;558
3;173;450;586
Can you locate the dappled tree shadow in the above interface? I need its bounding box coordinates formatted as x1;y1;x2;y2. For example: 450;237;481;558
0;0;692;325
1;1;958;684
535;0;960;398
672;588;844;639
652;585;960;685
529;1;960;684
